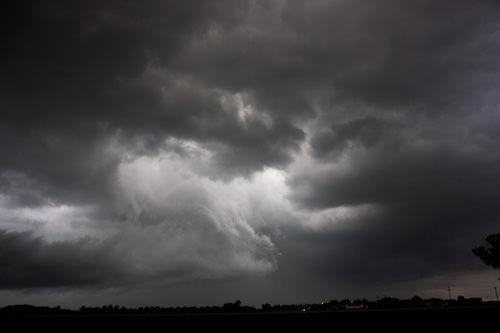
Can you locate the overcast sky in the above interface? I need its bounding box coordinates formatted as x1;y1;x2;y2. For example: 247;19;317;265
1;0;500;308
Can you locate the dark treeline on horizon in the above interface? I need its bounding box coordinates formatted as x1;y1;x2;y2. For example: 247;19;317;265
1;296;498;315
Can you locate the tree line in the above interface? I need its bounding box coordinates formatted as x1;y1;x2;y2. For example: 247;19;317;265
1;295;495;316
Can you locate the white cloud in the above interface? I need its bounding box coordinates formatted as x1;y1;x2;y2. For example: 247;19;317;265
112;148;283;281
304;204;380;231
219;92;274;129
0;195;102;241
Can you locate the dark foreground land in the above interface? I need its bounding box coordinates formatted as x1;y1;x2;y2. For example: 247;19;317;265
1;307;499;332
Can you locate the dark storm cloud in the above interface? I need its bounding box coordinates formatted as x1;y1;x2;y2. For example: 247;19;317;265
288;113;500;285
0;0;303;190
279;0;500;109
0;172;51;208
2;0;499;194
172;0;500;115
309;117;402;159
0;206;277;289
0;229;123;288
295;128;500;208
279;0;500;291
278;204;497;288
1;0;500;303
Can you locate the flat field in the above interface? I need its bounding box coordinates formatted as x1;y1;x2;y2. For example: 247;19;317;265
2;307;498;332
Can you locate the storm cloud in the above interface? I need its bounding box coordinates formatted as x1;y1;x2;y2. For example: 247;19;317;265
1;0;500;307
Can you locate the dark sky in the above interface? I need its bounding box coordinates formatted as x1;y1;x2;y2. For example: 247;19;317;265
1;0;500;308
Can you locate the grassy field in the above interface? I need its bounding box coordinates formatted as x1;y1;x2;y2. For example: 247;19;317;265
2;306;499;332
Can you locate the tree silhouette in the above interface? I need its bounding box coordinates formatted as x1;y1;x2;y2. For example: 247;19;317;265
222;300;241;312
472;233;500;279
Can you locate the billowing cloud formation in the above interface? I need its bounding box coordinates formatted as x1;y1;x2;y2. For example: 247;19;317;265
1;0;500;306
0;151;283;288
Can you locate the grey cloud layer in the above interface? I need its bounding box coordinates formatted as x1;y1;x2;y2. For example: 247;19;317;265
0;230;122;288
2;0;499;186
1;0;500;301
1;0;303;187
0;201;277;289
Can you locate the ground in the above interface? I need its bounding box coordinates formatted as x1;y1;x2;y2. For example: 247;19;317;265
1;306;499;332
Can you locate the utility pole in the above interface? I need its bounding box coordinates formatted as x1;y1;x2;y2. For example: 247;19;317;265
447;286;452;301
494;286;499;302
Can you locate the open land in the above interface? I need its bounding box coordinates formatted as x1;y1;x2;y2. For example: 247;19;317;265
2;306;499;332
